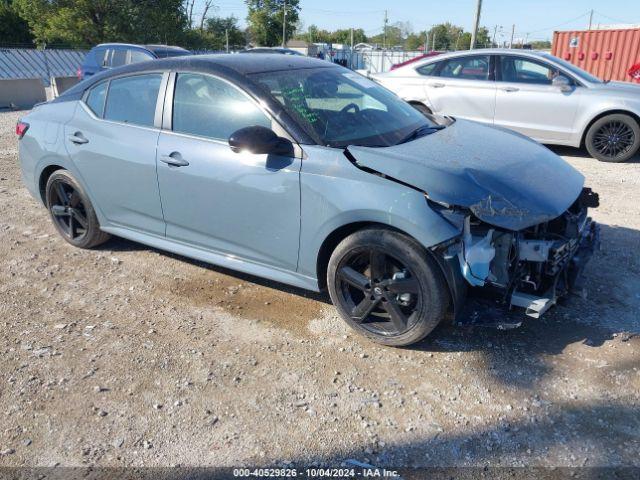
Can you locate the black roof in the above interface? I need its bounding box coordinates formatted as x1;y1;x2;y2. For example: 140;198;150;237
156;53;335;74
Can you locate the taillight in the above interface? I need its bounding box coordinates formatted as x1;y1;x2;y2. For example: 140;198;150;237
16;121;29;139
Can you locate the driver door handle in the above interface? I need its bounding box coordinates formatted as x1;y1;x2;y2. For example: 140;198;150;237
67;132;88;144
502;86;520;92
159;152;189;167
429;82;445;88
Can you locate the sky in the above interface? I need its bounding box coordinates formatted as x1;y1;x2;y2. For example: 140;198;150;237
195;0;640;42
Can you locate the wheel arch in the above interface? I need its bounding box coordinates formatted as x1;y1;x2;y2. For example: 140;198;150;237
38;164;66;205
316;220;466;320
580;109;640;148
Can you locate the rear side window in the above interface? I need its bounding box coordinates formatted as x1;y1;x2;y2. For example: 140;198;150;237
85;81;108;117
172;73;271;141
104;74;162;127
439;55;490;81
416;62;439;76
111;49;127;67
129;49;153;64
93;48;108;67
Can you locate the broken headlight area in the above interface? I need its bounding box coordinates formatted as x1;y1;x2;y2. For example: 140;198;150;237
440;187;600;320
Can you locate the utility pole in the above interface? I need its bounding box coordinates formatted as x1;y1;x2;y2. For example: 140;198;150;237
350;27;354;69
588;9;594;30
470;0;482;49
432;31;436;51
282;0;287;48
424;31;429;53
225;28;229;53
492;25;500;47
383;10;388;49
510;24;515;48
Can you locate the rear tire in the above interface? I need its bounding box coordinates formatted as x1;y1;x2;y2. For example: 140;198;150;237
327;228;449;347
585;113;640;163
45;170;110;249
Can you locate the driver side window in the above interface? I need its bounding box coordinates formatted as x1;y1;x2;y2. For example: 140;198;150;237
172;73;272;141
500;56;563;85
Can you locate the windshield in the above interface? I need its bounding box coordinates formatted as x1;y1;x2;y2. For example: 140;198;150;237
543;54;602;83
250;67;437;147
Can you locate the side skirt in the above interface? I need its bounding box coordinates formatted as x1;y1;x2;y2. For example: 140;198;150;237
101;226;320;292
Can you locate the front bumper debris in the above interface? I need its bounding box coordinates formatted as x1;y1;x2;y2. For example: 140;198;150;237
448;187;600;323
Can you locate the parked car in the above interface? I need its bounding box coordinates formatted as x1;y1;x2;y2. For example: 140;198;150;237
78;43;191;79
389;51;442;71
18;55;599;347
241;47;303;55
372;49;640;162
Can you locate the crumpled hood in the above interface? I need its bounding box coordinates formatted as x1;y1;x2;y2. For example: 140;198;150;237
347;119;585;231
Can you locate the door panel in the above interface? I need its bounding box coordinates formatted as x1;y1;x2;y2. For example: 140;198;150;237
156;134;301;270
494;56;582;142
156;72;301;271
65;105;165;234
64;74;165;234
424;55;496;123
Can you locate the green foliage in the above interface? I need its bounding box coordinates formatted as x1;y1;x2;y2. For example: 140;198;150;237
0;0;34;45
245;0;300;47
530;40;551;50
13;0;188;47
297;25;366;46
205;15;245;50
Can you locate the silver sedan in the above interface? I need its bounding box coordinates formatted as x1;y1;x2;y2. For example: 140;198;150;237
373;48;640;162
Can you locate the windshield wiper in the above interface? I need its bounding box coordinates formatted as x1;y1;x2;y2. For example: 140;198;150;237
396;124;446;145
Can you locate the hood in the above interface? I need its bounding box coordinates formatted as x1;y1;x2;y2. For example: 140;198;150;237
347;120;584;231
590;80;640;96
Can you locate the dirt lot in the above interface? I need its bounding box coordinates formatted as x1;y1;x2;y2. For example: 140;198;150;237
1;109;639;469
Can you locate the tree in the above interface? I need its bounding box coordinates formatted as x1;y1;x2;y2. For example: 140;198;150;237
0;0;34;45
530;40;551;50
245;0;300;47
205;15;245;50
13;0;188;47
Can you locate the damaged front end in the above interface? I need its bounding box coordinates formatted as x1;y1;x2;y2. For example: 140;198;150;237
442;187;600;319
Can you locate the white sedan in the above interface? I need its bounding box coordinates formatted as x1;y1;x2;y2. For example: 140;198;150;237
372;48;640;162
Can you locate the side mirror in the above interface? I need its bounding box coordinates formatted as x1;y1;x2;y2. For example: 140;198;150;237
228;126;293;156
552;75;572;92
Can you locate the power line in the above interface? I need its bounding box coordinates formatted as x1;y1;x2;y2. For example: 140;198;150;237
525;11;591;35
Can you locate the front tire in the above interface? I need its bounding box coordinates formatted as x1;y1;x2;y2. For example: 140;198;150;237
327;228;449;347
45;170;110;249
585;113;640;163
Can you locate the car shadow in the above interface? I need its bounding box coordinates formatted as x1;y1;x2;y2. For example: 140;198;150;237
95;235;331;304
96;223;639;391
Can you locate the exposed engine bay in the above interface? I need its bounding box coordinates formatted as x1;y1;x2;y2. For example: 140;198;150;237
445;187;600;319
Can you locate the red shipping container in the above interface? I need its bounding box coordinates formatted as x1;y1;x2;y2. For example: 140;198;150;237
552;28;640;83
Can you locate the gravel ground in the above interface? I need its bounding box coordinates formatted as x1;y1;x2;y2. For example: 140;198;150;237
0;109;639;469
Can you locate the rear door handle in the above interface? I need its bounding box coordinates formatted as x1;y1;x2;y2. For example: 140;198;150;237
502;86;520;92
159;152;189;167
67;132;88;144
429;82;445;88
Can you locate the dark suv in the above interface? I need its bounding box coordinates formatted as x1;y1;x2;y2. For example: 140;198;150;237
78;43;191;79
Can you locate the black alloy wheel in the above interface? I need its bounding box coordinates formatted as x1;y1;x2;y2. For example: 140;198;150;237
45;170;110;248
335;247;422;336
328;228;449;346
586;113;640;163
49;179;89;242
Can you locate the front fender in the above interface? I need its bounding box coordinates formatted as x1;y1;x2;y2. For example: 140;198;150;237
297;146;461;280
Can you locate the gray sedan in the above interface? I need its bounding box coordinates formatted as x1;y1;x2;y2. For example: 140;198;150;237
373;49;640;162
18;54;599;346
